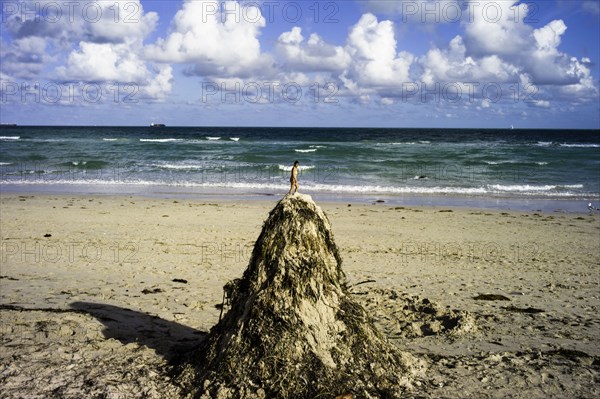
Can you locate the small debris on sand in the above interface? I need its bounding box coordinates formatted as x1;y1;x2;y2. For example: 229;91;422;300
502;306;544;314
141;288;164;295
473;294;511;301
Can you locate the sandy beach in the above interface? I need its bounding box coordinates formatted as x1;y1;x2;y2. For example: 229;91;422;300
1;193;599;398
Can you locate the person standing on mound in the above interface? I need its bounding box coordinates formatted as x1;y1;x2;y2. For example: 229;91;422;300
289;160;299;195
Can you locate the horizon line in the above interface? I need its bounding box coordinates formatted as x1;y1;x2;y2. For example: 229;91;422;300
1;125;599;131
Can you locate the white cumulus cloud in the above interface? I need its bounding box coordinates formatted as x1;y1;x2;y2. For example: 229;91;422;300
415;0;597;105
2;0;170;99
462;0;532;57
144;0;272;78
342;13;414;90
419;35;519;85
276;27;350;73
57;42;173;99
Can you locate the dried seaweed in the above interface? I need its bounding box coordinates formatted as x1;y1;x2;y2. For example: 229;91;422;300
473;294;511;301
174;194;425;399
502;306;544;314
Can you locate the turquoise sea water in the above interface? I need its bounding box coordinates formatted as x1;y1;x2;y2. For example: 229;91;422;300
1;126;599;208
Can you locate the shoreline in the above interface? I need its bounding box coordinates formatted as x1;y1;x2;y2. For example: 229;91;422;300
1;183;598;214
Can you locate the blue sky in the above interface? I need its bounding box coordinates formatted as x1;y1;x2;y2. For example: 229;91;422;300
1;0;599;128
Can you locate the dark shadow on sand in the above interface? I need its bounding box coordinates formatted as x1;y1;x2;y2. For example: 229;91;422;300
70;301;207;361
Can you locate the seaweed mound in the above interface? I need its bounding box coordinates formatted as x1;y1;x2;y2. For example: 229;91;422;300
175;194;425;399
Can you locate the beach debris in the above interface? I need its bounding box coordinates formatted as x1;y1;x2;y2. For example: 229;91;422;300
473;294;511;301
43;233;52;237
217;279;242;321
222;278;241;305
172;279;188;284
502;306;544;314
141;288;164;295
174;194;425;399
349;279;377;290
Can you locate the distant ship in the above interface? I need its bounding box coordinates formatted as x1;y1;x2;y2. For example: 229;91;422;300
150;123;166;127
0;124;18;127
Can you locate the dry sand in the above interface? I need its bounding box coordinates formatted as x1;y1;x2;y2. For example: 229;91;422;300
1;193;599;398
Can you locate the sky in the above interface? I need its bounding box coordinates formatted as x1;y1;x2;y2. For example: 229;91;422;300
1;0;599;128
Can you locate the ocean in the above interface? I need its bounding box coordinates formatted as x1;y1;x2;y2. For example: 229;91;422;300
1;126;599;210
